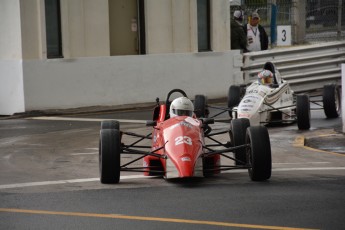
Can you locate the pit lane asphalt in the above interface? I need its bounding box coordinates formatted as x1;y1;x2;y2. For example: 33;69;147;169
1;105;344;230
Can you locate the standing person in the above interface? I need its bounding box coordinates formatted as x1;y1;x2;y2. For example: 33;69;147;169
231;10;247;52
244;12;269;52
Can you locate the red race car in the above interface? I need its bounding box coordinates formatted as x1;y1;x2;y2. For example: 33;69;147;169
99;89;272;184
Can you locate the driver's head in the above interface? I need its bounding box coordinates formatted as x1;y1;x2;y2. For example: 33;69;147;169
258;70;273;85
169;97;194;118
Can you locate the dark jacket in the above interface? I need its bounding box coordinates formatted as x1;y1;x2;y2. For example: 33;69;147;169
231;19;247;51
258;25;269;50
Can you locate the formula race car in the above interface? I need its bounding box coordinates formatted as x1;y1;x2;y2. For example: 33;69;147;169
227;62;341;130
99;89;272;184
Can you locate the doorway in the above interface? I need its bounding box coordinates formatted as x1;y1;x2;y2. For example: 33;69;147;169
109;0;145;55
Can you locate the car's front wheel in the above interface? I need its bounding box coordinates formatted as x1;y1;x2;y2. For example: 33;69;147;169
246;126;271;181
230;118;250;165
99;129;121;184
101;120;120;130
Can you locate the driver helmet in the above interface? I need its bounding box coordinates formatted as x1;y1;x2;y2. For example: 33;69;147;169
169;97;194;118
258;70;273;85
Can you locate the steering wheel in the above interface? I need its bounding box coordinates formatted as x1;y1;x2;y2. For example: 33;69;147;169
165;89;188;105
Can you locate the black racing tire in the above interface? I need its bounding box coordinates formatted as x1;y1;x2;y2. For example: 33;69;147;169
228;85;242;117
323;84;340;118
228;85;241;108
230;118;250;165
296;94;310;130
246;126;272;181
99;129;121;184
194;95;208;118
101;120;120;130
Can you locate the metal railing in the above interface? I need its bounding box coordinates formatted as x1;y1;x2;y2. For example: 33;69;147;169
242;41;345;93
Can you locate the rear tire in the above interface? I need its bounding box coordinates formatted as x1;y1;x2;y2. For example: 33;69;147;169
99;129;121;184
194;95;208;118
101;120;120;130
323;84;340;118
296;94;310;130
230;118;250;165
246;126;271;181
228;85;241;116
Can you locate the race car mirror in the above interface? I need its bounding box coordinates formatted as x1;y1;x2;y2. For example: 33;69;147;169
202;118;214;125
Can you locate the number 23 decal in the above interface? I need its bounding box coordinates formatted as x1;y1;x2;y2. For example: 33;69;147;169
175;136;192;146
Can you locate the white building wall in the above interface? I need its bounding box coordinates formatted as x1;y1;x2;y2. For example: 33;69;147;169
0;0;23;59
61;0;110;58
0;0;25;115
211;0;231;51
20;0;42;59
146;0;174;53
0;0;239;115
22;52;242;110
146;0;229;53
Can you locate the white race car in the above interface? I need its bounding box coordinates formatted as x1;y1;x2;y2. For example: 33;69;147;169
227;62;341;130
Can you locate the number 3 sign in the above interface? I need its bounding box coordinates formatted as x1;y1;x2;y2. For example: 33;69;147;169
277;26;291;46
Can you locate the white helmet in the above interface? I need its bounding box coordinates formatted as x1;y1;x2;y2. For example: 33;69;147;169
258;70;273;85
169;97;194;118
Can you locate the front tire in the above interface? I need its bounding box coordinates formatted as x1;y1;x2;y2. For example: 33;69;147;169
230;118;250;165
99;129;121;184
101;120;120;130
323;84;340;118
296;94;310;130
246;126;272;181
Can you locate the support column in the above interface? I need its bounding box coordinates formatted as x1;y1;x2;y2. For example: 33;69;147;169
291;0;306;44
341;64;345;133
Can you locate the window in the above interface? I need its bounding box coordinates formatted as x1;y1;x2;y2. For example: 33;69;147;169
197;0;211;52
45;0;63;58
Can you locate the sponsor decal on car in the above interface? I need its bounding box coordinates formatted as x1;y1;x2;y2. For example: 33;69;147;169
238;113;251;118
143;161;148;167
181;157;191;162
185;117;200;126
169;120;199;130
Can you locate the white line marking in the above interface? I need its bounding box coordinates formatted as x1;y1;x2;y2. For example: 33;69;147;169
272;167;345;172
70;152;98;156
273;162;330;165
1;167;344;190
27;116;147;124
0;175;154;189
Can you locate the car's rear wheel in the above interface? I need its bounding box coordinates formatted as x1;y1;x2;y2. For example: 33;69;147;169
296;94;310;130
228;85;242;116
246;126;271;181
194;95;208;118
99;129;121;184
101;120;120;130
230;118;250;165
323;84;340;118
